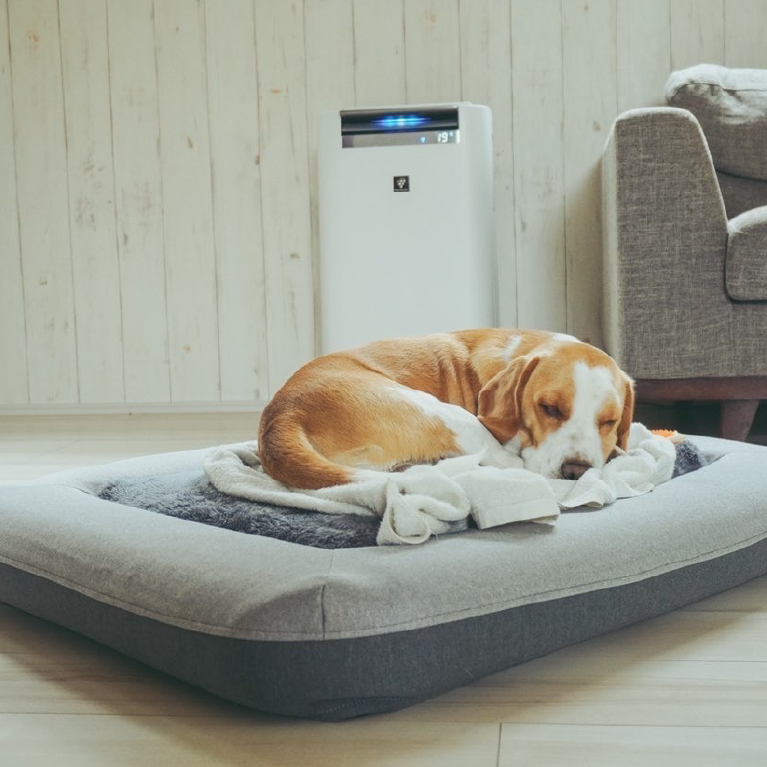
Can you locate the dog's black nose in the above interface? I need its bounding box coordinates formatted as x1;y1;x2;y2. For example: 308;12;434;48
560;460;591;480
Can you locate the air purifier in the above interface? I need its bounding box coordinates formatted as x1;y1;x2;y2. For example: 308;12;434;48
317;103;495;353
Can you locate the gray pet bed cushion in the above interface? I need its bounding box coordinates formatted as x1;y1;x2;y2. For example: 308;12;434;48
2;436;767;720
99;469;381;548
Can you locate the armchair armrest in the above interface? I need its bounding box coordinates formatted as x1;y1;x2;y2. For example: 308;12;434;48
602;107;731;378
726;205;767;301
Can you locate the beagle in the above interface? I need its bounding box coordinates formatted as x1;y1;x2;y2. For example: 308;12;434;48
258;329;635;490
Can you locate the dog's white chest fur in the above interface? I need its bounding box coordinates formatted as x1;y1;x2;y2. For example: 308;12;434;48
393;387;522;469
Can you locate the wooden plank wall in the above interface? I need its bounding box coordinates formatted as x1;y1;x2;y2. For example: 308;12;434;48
1;0;766;410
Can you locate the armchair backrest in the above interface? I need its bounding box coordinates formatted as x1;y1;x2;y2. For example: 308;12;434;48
666;64;767;218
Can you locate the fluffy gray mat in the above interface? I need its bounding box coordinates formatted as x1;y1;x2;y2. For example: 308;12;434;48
97;441;706;550
99;470;379;549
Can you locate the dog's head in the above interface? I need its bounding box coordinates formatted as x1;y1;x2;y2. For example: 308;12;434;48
478;339;634;479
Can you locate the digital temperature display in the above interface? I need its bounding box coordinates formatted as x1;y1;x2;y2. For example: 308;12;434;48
344;128;459;148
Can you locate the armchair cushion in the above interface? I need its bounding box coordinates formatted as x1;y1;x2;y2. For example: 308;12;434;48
666;64;767;182
726;205;767;300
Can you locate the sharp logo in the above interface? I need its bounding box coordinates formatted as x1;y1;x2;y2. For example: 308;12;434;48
393;175;410;192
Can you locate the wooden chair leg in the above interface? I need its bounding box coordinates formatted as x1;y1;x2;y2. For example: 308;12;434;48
720;400;759;442
635;379;766;441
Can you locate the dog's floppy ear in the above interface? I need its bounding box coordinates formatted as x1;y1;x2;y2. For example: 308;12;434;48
617;374;635;450
478;355;540;443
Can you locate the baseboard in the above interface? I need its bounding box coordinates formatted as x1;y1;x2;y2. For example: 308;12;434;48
0;401;268;417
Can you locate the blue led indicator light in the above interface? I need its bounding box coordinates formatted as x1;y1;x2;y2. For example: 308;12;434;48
374;114;429;131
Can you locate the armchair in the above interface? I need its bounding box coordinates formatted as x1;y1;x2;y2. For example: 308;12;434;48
602;64;767;441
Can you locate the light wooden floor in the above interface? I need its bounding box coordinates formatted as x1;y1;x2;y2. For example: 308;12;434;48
1;414;766;765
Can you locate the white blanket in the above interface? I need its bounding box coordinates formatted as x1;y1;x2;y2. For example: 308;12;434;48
203;423;675;546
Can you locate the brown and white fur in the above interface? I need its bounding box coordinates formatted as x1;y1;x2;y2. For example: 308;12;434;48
258;329;635;490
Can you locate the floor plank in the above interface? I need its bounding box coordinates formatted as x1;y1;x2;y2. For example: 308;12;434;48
0;715;500;767
498;724;767;767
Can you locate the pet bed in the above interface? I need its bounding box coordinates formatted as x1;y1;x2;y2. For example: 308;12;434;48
1;435;767;720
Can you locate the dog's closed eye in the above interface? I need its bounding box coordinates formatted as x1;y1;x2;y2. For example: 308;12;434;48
539;402;563;421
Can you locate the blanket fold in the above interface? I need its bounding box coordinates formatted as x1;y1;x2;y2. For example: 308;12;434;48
203;423;676;546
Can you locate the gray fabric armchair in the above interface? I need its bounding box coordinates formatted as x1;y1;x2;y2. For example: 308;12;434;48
602;64;767;441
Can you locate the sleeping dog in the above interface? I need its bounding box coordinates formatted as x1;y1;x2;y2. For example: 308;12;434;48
258;329;635;490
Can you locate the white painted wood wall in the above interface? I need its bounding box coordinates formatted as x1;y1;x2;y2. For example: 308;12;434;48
2;0;766;411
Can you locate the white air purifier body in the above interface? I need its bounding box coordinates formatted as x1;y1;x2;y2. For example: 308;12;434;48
318;103;495;354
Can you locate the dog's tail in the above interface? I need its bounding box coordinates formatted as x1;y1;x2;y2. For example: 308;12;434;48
258;413;356;490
